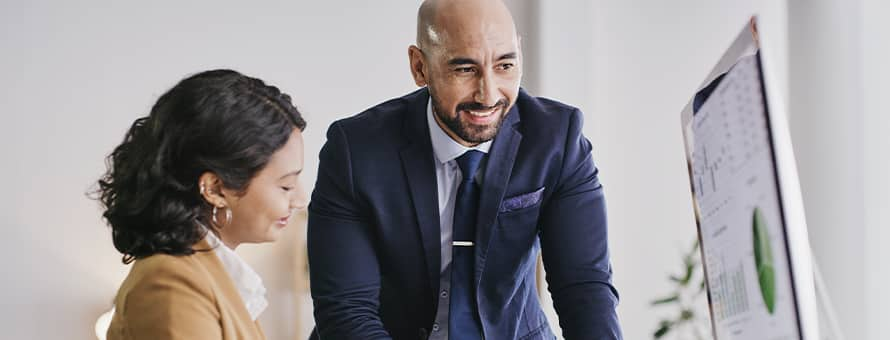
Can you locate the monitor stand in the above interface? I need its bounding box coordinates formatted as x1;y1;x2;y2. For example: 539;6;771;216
812;254;846;340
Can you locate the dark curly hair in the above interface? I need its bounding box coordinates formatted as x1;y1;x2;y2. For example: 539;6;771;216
95;69;306;264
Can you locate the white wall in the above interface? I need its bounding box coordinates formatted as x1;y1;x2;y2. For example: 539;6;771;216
861;2;890;339
788;1;865;338
533;1;788;339
0;1;540;339
788;0;890;339
1;1;417;339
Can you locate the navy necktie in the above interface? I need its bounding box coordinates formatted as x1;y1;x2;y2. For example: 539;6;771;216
449;150;485;339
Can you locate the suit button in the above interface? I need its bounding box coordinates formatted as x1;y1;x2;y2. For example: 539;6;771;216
432;323;440;332
440;290;448;298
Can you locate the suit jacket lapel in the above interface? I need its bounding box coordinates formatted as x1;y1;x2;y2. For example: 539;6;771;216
475;103;522;286
398;88;442;301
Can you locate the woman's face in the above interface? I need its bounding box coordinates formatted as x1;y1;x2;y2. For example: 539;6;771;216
218;128;307;248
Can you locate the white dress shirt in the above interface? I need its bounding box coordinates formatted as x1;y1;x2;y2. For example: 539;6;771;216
426;99;492;338
202;226;269;321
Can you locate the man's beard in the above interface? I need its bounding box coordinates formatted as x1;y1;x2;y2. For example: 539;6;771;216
431;96;509;144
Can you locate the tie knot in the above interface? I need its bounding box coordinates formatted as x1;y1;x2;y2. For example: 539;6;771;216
456;150;485;183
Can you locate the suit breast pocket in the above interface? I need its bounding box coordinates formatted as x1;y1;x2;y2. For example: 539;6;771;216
497;187;545;234
493;188;546;274
499;187;545;214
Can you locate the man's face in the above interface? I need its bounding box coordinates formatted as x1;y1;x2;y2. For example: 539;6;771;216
413;20;522;146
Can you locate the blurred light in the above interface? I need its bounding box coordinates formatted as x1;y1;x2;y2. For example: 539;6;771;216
94;307;114;340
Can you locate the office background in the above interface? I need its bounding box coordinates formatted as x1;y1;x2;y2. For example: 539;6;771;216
1;1;886;339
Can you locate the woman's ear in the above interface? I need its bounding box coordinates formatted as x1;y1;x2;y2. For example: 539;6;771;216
198;172;227;208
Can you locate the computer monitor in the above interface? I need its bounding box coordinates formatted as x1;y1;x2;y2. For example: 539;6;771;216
680;17;820;340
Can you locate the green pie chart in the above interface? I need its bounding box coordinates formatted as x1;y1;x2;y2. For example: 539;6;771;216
753;207;776;314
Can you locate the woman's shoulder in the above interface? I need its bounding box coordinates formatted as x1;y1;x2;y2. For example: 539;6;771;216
117;249;220;303
128;238;217;277
133;251;208;273
132;251;209;271
108;249;229;338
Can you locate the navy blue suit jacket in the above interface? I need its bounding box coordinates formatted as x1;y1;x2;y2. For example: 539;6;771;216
308;88;622;340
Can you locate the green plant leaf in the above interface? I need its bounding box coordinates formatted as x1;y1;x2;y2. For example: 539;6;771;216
680;309;695;321
651;294;680;305
653;320;674;338
672;261;695;286
669;274;684;283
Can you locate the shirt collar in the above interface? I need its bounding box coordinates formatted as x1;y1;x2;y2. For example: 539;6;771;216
202;226;268;321
426;98;492;165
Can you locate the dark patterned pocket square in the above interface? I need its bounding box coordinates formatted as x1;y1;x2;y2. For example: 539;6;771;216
500;187;545;212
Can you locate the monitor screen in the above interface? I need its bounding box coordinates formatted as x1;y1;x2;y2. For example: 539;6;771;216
680;18;819;340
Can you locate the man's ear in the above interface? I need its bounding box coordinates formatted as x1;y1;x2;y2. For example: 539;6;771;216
198;172;227;208
408;45;428;87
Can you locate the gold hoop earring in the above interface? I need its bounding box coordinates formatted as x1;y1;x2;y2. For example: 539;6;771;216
212;206;219;227
212;205;231;228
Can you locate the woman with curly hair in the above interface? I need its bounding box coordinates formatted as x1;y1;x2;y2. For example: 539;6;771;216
96;69;307;339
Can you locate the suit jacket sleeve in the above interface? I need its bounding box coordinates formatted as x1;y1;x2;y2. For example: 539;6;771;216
539;109;623;339
307;121;392;339
113;260;223;340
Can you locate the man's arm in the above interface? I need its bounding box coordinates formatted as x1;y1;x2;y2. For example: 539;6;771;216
539;109;623;340
307;121;392;339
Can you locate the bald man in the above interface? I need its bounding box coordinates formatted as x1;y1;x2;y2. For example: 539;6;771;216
307;1;622;339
